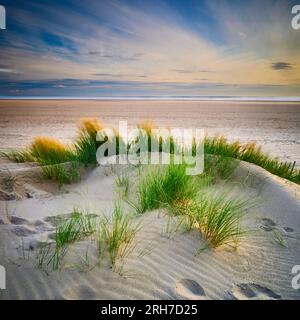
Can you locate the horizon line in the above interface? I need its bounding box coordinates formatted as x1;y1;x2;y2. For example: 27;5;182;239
1;96;300;102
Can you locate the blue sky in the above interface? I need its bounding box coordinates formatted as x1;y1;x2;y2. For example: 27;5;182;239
0;0;299;97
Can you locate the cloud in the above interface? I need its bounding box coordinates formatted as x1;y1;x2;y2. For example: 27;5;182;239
271;62;294;70
0;0;299;96
0;68;17;74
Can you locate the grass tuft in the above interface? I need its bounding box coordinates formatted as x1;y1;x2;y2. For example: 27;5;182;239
115;172;129;198
133;163;198;214
29;137;75;165
182;192;250;248
137;120;157;137
54;209;97;247
97;205;141;269
203;136;299;184
42;162;80;186
75;118;103;166
36;209;97;270
1;149;34;163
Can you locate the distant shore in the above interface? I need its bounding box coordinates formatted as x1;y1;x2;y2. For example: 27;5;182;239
1;96;300;102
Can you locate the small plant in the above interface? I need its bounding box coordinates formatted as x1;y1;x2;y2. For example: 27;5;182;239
2;169;19;192
199;154;239;185
55;209;97;247
272;230;287;248
97;205;141;270
1;149;34;163
137;120;157;137
75;118;126;165
162;215;184;239
133;163;199;214
115;172;129;198
75;119;101;165
36;209;97;271
42;162;80;186
29;137;75;165
202;136;300;184
35;242;68;271
185;192;250;248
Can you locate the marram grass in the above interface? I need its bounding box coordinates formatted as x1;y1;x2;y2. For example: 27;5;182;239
97;204;141;269
183;192;251;248
132;162;199;214
202;136;299;184
36;208;97;270
2;119;299;184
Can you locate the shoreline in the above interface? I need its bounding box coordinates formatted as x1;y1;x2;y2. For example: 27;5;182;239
1;97;300;103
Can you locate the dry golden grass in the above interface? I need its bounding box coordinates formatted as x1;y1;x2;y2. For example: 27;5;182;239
29;137;73;164
137;120;157;136
30;137;68;154
79;118;103;136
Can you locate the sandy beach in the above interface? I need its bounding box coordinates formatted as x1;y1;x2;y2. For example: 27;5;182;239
0;156;300;300
0;100;299;166
2;0;300;306
0;103;300;300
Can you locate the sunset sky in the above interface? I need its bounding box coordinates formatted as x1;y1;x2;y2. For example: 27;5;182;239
0;0;300;97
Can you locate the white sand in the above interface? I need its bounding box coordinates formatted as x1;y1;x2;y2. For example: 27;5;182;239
0;159;300;300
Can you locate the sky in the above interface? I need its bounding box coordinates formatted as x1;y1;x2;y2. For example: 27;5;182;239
0;0;300;97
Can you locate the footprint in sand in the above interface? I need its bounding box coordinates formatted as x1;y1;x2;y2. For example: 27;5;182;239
11;225;37;237
283;227;294;233
225;283;281;300
32;220;55;232
10;215;28;225
259;218;277;232
63;285;97;300
175;279;207;300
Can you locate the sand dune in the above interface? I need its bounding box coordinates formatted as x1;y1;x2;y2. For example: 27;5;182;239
0;160;300;300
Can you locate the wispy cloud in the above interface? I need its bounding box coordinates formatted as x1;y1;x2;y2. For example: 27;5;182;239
271;62;294;70
0;0;299;96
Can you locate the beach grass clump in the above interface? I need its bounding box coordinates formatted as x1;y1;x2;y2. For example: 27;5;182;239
202;136;300;184
75;118;127;165
135;121;179;155
134;162;198;214
28;136;75;165
201;154;239;185
183;192;250;248
54;209;97;247
42;161;80;186
97;205;141;268
75;118;103;165
36;242;68;271
115;172;129;198
239;142;299;182
36;209;97;270
135;120;163;154
204;135;241;159
1;149;34;163
137;120;157;137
